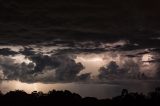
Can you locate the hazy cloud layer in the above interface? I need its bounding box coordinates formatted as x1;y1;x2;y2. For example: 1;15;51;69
0;0;159;50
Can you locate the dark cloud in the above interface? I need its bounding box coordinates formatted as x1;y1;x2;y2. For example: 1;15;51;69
125;54;138;58
98;61;122;80
0;0;160;83
0;0;159;48
98;61;148;80
19;47;36;56
76;73;91;81
54;48;107;55
0;53;88;82
28;54;53;73
0;48;18;56
125;51;150;58
32;54;86;82
0;57;35;81
51;55;85;81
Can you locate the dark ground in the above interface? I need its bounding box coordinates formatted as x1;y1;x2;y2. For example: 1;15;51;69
0;87;160;106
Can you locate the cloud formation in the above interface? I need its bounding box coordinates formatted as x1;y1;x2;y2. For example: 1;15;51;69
0;0;159;83
0;48;18;56
0;53;89;83
0;0;159;51
97;51;160;80
98;60;150;80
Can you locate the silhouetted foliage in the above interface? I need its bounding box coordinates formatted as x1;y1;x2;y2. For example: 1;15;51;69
0;88;160;106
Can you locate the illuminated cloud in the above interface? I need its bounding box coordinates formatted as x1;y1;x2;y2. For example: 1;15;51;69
0;41;159;83
0;53;89;82
0;0;160;99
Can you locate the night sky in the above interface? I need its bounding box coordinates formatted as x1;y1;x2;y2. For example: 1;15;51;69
0;0;160;98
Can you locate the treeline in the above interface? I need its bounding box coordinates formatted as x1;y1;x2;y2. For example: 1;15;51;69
0;88;160;106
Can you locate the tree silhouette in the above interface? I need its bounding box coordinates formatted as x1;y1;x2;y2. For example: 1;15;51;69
0;88;160;106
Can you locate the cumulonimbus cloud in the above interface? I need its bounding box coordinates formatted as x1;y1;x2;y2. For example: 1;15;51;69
0;52;90;83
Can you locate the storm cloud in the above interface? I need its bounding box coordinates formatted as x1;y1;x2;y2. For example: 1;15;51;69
0;0;159;84
98;58;160;80
0;53;90;83
0;0;159;49
0;48;18;56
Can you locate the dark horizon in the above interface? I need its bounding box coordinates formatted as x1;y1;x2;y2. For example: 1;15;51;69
0;87;160;106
